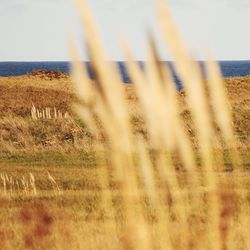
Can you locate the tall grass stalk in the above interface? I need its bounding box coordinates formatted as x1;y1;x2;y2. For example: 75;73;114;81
71;0;247;249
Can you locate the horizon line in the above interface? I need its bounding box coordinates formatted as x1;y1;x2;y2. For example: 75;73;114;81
1;59;250;63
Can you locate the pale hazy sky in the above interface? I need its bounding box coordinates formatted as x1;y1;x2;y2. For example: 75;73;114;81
0;0;250;61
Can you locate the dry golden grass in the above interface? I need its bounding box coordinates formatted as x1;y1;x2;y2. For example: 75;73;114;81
0;76;249;155
0;0;249;249
70;0;250;249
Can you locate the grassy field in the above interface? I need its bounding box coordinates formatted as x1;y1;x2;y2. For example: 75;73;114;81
0;73;249;157
0;72;249;249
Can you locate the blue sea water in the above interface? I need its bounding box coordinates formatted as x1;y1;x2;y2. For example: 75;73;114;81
0;61;249;85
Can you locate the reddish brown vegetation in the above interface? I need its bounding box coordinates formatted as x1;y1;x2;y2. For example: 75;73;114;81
0;85;74;117
28;70;69;80
19;203;54;249
219;185;238;250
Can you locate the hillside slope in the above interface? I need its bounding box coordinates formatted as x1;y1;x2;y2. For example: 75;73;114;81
0;74;249;161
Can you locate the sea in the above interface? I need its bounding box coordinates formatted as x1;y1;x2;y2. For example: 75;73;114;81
0;61;249;87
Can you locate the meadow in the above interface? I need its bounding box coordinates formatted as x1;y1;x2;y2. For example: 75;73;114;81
0;0;250;249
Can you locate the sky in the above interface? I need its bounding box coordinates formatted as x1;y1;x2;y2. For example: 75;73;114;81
0;0;249;61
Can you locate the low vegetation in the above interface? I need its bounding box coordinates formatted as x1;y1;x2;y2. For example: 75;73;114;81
0;74;249;156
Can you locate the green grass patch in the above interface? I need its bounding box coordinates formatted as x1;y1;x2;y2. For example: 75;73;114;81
0;150;97;168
